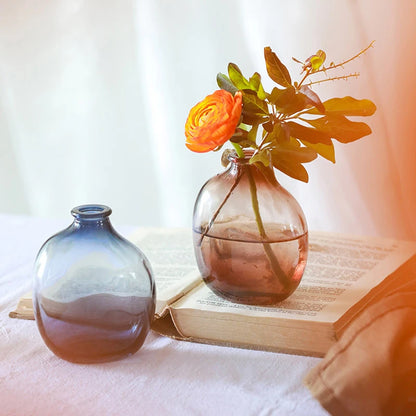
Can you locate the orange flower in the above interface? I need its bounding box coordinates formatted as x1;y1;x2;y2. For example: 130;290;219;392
185;90;242;152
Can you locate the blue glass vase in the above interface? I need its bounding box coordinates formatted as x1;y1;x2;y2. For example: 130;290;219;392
33;204;156;363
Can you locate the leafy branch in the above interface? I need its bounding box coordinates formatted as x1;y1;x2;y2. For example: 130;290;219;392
217;42;376;182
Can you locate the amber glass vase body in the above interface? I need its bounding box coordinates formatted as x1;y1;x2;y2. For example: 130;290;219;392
192;152;308;305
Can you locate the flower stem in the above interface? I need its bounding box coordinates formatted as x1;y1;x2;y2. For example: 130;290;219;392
232;142;245;158
197;170;243;246
246;165;291;289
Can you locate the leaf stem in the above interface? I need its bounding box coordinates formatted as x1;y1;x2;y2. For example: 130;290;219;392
297;68;312;89
257;134;270;152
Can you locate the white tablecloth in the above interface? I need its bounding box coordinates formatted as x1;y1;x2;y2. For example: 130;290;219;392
0;214;328;416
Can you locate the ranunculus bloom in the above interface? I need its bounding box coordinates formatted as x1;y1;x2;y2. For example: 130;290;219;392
185;90;242;152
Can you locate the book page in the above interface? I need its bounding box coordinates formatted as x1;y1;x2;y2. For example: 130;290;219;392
171;231;416;324
128;228;202;316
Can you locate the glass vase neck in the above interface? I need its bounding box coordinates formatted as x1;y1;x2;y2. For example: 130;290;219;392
227;149;255;165
227;149;277;185
71;204;113;227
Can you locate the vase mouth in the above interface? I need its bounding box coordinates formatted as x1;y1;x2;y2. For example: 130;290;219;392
71;204;112;220
227;149;255;164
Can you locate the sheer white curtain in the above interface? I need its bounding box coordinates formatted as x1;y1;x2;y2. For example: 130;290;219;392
1;0;415;239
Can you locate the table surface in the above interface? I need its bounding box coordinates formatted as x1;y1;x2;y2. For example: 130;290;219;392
0;214;328;416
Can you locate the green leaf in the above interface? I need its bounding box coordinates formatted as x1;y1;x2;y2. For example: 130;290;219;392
241;90;269;115
267;122;289;144
272;158;309;182
300;139;335;163
269;86;294;106
304;114;372;143
286;121;332;145
269;137;315;182
262;120;274;133
258;84;267;100
249;72;267;100
264;47;292;87
229;129;255;147
228;63;250;89
306;96;377;116
247;123;259;143
249;72;261;90
272;140;317;164
241;89;269;125
281;93;308;115
230;128;248;139
268;87;282;103
216;73;239;94
299;86;325;113
269;87;308;115
241;111;268;125
249;149;270;167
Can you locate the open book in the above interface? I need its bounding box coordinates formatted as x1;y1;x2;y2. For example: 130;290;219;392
10;228;416;357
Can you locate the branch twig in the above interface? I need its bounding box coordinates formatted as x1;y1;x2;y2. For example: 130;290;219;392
305;72;360;87
313;41;375;74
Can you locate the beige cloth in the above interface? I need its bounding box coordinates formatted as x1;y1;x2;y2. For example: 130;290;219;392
304;279;416;416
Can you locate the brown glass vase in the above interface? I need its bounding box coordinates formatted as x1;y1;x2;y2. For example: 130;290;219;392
192;151;308;306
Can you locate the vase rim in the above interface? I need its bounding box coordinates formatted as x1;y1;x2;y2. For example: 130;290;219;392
227;149;256;164
71;204;112;220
